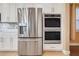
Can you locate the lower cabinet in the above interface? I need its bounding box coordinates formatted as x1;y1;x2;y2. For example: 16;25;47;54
0;32;18;51
18;38;42;56
0;37;4;50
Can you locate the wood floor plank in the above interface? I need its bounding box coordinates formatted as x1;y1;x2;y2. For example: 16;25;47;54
0;51;65;56
43;51;65;56
0;51;18;56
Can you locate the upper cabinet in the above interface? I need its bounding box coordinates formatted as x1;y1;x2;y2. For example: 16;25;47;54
9;4;17;22
0;3;17;22
0;3;65;22
16;3;64;14
42;4;64;14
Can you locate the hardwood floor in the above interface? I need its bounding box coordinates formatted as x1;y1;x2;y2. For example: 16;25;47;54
0;51;65;56
0;51;18;56
70;46;79;56
43;51;65;56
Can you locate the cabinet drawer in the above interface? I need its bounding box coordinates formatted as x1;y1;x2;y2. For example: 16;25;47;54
44;44;63;51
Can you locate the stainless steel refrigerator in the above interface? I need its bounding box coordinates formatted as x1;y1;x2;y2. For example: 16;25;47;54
18;8;43;56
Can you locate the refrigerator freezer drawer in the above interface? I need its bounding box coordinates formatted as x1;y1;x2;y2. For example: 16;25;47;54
18;38;42;56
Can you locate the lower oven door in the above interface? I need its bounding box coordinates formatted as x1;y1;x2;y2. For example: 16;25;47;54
44;31;61;44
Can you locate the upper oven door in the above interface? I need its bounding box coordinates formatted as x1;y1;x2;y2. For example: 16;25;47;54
45;18;60;27
44;14;61;27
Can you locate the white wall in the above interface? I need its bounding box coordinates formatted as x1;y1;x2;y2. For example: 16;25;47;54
63;4;70;55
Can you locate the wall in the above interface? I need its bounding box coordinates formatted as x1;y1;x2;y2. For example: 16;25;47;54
63;4;70;53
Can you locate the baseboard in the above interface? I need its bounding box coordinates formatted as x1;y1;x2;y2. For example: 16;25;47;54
70;43;79;46
62;50;70;56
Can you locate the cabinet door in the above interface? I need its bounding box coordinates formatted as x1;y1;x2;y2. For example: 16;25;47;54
1;3;17;22
9;4;17;22
0;32;18;51
0;33;4;50
0;37;4;50
54;4;65;13
43;8;52;13
0;33;9;50
12;37;18;50
2;33;10;50
1;3;10;22
9;37;14;49
9;33;18;50
4;37;10;50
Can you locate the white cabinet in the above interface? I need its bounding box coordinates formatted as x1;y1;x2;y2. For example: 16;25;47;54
1;3;17;22
0;35;4;49
1;4;9;22
43;8;52;13
0;32;18;51
0;3;65;22
53;4;65;14
43;7;62;14
9;4;17;22
42;4;64;14
10;33;18;50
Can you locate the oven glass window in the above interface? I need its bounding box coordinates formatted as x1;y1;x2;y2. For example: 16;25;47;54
45;31;60;40
45;18;60;27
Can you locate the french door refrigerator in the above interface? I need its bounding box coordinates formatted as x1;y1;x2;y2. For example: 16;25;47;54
18;8;43;56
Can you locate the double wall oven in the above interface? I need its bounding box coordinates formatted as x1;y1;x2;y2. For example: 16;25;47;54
43;14;61;44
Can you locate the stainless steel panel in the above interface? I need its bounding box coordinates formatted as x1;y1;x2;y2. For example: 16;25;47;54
28;8;42;37
28;8;37;37
18;38;42;56
37;8;42;37
17;8;22;23
18;8;29;37
18;8;28;25
44;40;60;44
18;41;27;55
45;28;61;31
